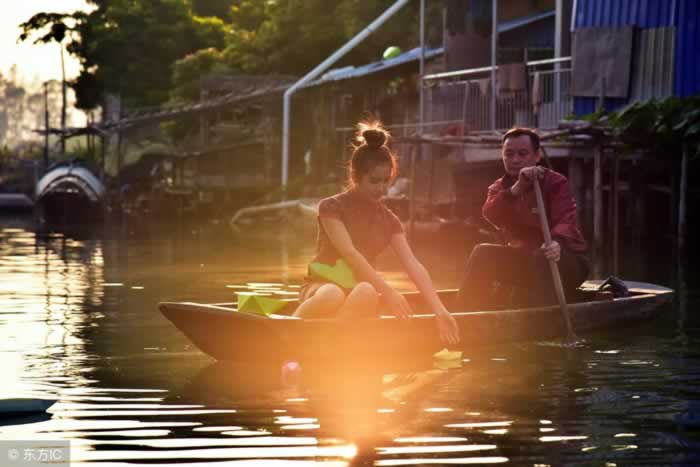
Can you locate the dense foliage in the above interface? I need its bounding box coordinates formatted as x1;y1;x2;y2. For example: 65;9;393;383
19;0;227;110
19;0;440;111
604;96;700;159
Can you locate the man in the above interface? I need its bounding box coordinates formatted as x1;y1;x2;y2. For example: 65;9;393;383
457;127;589;310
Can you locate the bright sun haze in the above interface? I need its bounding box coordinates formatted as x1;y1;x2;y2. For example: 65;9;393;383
1;1;90;84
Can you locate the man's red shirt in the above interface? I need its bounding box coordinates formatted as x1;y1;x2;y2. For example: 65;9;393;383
482;169;587;254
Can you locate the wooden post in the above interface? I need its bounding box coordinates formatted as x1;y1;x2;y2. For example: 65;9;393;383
462;81;469;129
631;159;646;260
568;155;584;221
592;143;603;278
678;144;688;252
676;244;688;345
606;149;613;265
427;145;434;220
612;149;620;276
100;134;106;182
43;82;49;170
670;159;678;245
594;78;606;277
60;43;67;156
116;129;123;190
197;87;208;220
408;141;419;242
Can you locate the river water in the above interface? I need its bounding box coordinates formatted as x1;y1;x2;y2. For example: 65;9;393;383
0;214;698;466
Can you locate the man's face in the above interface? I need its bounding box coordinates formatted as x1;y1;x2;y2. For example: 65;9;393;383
502;134;541;177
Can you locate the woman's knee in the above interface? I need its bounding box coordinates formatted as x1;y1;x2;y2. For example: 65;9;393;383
316;284;346;308
350;281;379;299
338;282;379;319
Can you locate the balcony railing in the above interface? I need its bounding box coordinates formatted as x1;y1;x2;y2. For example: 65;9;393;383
422;57;573;132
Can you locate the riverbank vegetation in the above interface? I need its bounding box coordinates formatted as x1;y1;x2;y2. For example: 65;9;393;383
579;95;700;160
19;0;441;113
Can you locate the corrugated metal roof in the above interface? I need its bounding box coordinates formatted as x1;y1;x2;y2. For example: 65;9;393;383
307;46;444;86
675;0;700;96
498;10;555;33
630;27;674;101
499;10;555;48
572;0;700;115
573;0;675;29
310;11;556;87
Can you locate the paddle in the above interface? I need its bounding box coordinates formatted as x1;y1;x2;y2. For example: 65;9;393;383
533;176;579;344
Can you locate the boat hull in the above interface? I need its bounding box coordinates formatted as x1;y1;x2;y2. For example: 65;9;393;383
0;398;56;417
159;281;673;363
35;164;104;224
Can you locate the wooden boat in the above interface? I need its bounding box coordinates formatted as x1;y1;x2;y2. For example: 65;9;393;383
35;161;104;224
0;193;34;211
0;398;56;417
159;280;673;363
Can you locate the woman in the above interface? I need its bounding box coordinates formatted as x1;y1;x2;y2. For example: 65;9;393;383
294;121;460;346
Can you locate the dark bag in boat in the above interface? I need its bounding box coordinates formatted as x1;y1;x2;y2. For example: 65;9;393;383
598;276;630;298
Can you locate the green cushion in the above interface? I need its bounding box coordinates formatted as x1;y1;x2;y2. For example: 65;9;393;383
237;293;287;316
309;259;357;289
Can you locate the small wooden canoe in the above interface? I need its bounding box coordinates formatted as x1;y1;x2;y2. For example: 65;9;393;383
0;398;56;417
159;280;673;363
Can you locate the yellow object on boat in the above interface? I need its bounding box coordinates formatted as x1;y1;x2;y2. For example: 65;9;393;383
309;259;357;289
237;294;287;316
433;348;463;369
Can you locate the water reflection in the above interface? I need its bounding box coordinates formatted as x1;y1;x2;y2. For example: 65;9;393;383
0;225;100;401
0;216;698;466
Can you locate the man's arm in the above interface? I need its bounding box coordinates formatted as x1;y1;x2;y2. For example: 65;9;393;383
547;175;583;249
482;180;517;229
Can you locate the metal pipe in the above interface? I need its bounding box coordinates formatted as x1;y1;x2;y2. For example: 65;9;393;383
490;0;498;130
334;119;464;132
416;0;426;227
409;0;426;237
554;0;563;105
423;57;572;82
526;56;572;67
419;0;426;134
281;0;410;188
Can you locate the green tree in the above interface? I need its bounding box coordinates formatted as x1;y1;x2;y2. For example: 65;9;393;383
171;48;230;103
192;0;235;21
20;0;441;111
19;0;228;110
171;0;434;103
219;0;442;75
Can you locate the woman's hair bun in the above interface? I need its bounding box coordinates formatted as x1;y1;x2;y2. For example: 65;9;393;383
362;128;386;149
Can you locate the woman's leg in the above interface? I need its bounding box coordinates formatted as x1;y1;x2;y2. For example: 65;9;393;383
336;282;379;319
293;283;345;318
